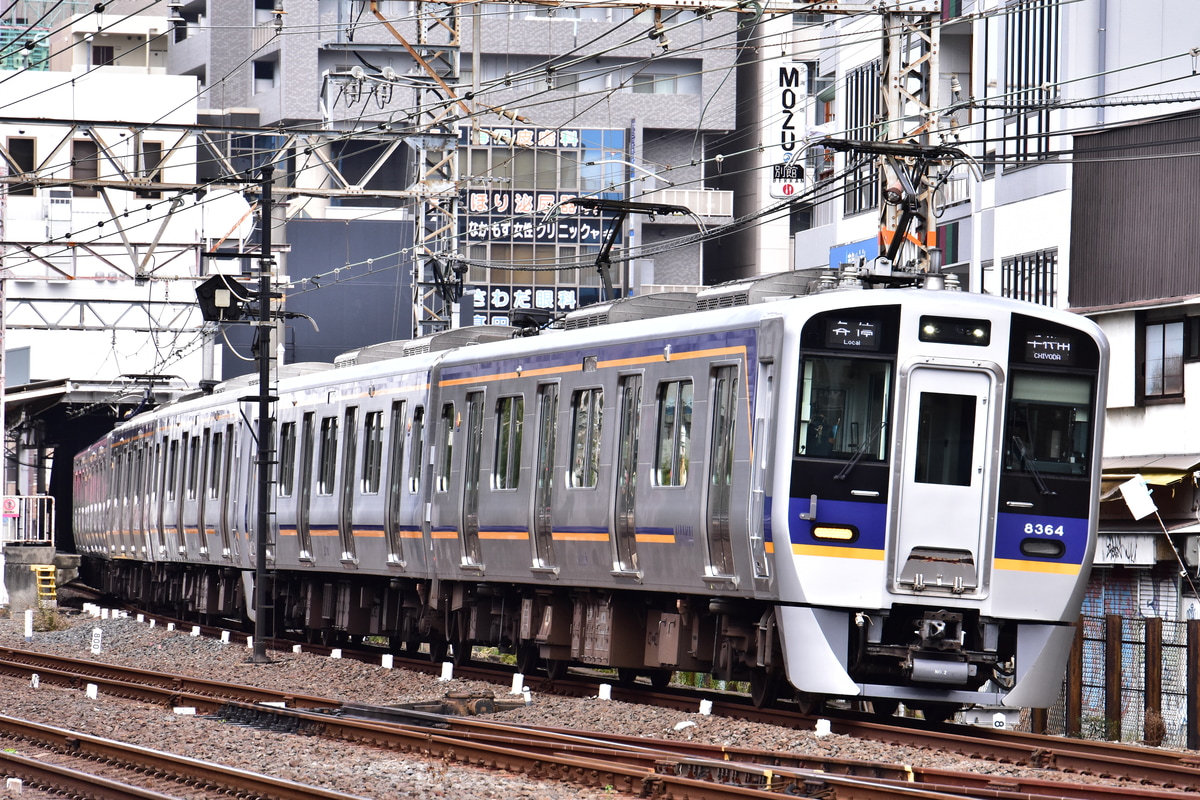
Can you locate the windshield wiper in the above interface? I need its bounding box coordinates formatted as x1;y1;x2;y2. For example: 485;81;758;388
1011;435;1056;496
834;421;887;481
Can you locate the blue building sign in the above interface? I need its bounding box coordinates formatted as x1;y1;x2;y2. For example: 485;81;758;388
829;237;879;271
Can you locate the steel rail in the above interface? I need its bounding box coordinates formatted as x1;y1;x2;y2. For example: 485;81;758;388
0;713;375;800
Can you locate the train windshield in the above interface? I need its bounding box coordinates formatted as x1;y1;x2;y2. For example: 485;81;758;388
1004;371;1092;476
798;356;891;460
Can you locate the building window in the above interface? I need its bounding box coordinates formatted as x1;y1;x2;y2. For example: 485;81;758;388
1144;320;1184;401
137;141;162;199
1001;248;1057;306
1004;0;1059;163
843;60;880;216
631;73;678;94
253;59;276;93
72;139;98;198
6;137;35;196
91;45;114;67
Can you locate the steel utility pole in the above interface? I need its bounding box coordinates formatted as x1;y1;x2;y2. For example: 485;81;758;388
251;165;276;664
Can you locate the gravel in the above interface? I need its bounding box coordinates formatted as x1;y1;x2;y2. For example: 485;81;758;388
0;608;1163;797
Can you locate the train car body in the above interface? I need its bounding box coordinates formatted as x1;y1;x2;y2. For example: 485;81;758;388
74;278;1108;713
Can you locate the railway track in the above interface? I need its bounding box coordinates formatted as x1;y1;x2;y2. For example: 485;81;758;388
0;711;374;800
2;631;1200;800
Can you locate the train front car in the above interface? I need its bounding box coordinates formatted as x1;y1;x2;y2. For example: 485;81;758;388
773;285;1108;717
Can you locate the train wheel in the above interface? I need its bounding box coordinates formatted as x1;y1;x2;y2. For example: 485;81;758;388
794;691;823;715
427;639;448;664
871;699;900;718
917;703;958;723
515;644;539;676
451;640;473;666
648;669;673;689
750;667;781;708
616;668;639;686
544;658;568;681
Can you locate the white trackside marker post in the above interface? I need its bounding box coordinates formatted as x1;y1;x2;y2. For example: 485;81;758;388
90;628;102;655
191;626;201;637
86;684;98;700
439;661;454;682
382;654;394;669
24;609;32;642
598;683;612;701
511;673;525;695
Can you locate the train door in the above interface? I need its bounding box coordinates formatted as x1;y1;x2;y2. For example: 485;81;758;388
197;428;211;557
706;365;738;577
297;412;315;561
613;374;642;573
339;406;359;562
218;423;235;558
155;437;169;556
532;383;558;570
460;391;484;567
748;363;774;580
384;400;408;565
893;365;996;594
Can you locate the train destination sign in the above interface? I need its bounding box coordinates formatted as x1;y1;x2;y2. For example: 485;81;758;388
823;318;880;350
1025;332;1074;365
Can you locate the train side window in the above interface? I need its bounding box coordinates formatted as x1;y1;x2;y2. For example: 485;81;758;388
570;388;603;488
317;416;338;495
209;430;223;499
655;379;693;487
277;421;296;497
385;400;408;565
409;406;425;493
186;435;201;500
494;395;524;490
798;356;891;460
169;437;181;502
362;410;384;494
436;403;455;493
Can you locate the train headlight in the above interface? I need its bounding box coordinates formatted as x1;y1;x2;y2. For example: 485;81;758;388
812;524;857;542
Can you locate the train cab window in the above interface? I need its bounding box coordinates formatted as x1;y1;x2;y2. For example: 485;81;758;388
798;357;891;460
570;388;603;488
655;380;693;486
277;421;296;496
318;416;338;495
362;410;384;494
1005;372;1092;476
494;395;524;490
436;403;455;493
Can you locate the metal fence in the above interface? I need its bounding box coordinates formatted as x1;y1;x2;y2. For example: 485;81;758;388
0;496;54;546
1041;614;1192;747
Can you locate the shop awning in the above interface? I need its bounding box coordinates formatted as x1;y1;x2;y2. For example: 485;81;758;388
1100;454;1200;500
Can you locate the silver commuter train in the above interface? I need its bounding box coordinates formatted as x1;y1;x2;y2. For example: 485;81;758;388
73;276;1108;715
